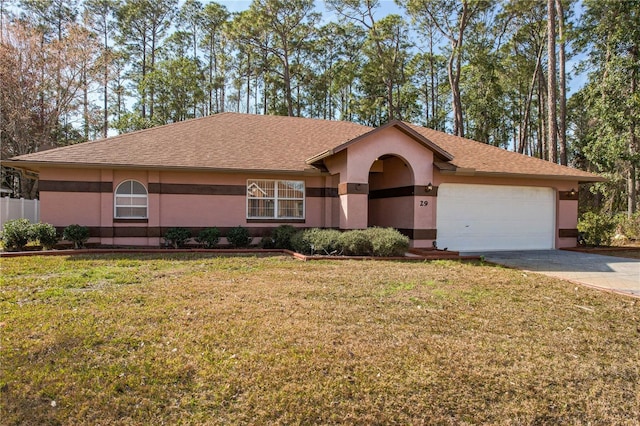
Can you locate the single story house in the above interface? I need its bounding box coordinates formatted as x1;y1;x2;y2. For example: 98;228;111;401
5;112;603;251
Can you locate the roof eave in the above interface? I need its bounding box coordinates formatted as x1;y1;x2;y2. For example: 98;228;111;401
2;160;328;176
437;168;606;183
305;149;334;166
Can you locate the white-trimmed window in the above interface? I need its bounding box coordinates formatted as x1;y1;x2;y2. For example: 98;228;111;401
114;180;148;219
247;179;305;219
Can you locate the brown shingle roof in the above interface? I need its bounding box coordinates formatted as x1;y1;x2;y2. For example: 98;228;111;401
404;122;602;181
8;112;602;182
9;113;372;172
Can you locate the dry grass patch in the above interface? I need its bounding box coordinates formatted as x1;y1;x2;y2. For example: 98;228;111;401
1;254;639;425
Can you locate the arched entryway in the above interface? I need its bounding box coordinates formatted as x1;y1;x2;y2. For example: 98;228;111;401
367;154;415;231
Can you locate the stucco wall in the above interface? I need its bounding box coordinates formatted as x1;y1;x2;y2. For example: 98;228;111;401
38;167;335;246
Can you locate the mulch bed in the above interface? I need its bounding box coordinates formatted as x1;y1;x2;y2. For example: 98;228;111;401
0;247;480;261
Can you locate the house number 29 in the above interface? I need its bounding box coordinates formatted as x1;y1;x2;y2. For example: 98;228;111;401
419;200;429;207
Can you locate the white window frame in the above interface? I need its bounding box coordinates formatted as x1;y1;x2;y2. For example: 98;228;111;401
114;180;148;219
246;179;305;220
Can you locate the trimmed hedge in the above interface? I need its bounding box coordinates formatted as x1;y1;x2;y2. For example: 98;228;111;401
367;227;410;257
164;227;192;248
291;228;342;255
291;227;409;257
0;219;33;251
338;229;372;256
32;222;59;250
1;220;63;251
227;226;252;248
63;224;90;249
260;225;298;250
195;227;220;248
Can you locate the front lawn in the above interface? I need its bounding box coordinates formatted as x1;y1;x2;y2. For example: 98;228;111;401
1;254;638;424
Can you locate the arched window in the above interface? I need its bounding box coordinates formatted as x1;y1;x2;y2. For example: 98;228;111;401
114;180;148;219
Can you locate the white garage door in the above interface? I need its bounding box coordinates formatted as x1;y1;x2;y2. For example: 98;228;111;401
436;183;555;251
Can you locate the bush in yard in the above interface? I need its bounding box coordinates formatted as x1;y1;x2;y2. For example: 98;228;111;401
0;219;33;251
259;236;276;249
164;227;192;248
63;224;90;249
259;225;298;250
577;212;616;247
32;222;59;250
338;229;373;256
366;227;410;257
290;230;311;254
290;228;409;256
291;228;342;255
616;212;640;242
195;227;220;248
227;226;252;248
271;225;297;250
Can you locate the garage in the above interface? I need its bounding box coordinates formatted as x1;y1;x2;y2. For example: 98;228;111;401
436;183;555;251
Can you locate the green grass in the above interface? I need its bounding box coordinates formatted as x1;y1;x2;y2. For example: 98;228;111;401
1;254;639;424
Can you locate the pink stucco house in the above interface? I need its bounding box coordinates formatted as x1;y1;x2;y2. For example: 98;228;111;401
6;113;603;251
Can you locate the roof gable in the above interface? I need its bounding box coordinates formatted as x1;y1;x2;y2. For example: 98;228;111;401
305;120;453;167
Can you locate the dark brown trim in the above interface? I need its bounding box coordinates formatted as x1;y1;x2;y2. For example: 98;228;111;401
306;187;338;198
247;219;306;224
369;185;438;200
41;180;337;198
147;183;336;198
559;190;579;201
59;225;437;241
338;182;369;195
396;228;437;240
113;227;153;238
113;219;149;224
148;183;245;195
369;185;414;199
40;180;112;192
559;228;579;238
99;227;114;238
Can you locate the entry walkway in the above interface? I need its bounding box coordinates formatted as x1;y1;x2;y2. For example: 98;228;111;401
465;250;640;297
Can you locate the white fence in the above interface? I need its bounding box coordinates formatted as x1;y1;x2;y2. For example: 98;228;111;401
0;198;40;228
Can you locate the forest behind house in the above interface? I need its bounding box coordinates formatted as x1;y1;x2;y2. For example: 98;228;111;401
0;0;638;221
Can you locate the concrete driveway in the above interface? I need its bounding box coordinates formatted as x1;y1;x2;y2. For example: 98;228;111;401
464;250;640;297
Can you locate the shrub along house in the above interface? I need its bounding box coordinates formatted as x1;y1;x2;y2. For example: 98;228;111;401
5;112;603;251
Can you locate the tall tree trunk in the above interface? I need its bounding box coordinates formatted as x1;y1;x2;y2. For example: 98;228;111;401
283;52;294;116
83;67;89;140
519;42;545;154
629;49;638;216
141;36;147;119
102;22;109;139
429;32;435;125
387;81;394;121
149;32;156;120
448;44;464;137
538;68;547;160
556;0;567;165
246;50;251;114
547;0;558;163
